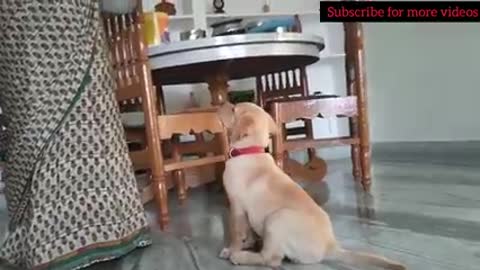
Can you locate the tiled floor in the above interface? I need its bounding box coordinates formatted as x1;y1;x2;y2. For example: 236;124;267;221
1;142;480;270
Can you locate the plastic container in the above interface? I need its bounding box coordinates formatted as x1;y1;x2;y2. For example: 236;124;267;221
144;12;170;46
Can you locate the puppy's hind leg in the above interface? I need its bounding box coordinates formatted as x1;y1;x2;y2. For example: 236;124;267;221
229;229;283;268
230;211;286;268
242;228;258;250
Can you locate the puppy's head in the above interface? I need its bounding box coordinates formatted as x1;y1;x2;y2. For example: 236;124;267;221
218;102;277;147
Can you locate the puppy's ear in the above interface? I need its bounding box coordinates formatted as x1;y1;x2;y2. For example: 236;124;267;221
231;114;255;142
266;113;278;135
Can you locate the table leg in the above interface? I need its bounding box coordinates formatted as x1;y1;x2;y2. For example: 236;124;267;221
206;71;229;182
206;72;229;106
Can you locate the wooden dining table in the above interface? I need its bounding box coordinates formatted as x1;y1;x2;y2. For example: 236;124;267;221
148;33;324;105
148;32;327;181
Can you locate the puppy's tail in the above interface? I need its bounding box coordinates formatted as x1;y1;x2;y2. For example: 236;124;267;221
330;247;406;270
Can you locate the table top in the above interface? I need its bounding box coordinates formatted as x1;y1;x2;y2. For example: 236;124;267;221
148;33;325;85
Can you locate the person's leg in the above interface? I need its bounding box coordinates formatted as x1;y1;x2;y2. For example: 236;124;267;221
0;110;5;193
0;1;150;269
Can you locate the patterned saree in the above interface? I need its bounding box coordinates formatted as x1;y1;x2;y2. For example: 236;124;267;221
0;1;150;269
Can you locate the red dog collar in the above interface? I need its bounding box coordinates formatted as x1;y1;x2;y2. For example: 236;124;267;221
229;146;266;158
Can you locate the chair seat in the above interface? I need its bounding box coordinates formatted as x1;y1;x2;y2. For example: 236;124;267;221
121;107;220;128
163;155;225;172
179;106;219;113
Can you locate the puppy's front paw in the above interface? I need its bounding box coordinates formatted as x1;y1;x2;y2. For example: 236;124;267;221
219;247;231;259
230;252;242;265
229;251;245;265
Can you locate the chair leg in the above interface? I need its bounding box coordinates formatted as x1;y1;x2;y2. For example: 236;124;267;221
345;24;365;187
271;104;285;170
153;173;169;230
307;148;316;161
215;133;227;182
359;135;371;191
351;144;362;180
272;152;284;169
349;118;362;181
304;118;328;179
215;162;225;182
174;170;187;204
345;22;371;191
218;130;231;185
357;75;372;190
304;119;317;161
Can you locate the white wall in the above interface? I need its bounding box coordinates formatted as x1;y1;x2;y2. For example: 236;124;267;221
364;23;480;142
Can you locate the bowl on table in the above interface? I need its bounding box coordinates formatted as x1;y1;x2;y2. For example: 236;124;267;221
210;18;246;36
180;29;207;41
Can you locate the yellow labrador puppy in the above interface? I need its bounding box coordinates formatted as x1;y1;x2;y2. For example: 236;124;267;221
217;102;405;270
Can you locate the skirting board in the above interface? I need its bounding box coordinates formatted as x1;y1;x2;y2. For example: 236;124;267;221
373;141;480;166
289;146;351;162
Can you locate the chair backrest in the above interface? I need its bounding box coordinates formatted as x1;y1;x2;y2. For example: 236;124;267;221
256;68;309;108
158;112;229;173
271;97;358;125
102;5;153;112
255;15;309;108
157;112;226;140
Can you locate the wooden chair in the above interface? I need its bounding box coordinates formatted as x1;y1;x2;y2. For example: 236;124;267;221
157;112;229;203
257;19;371;190
102;6;230;229
256;67;317;142
102;8;170;227
256;68;330;181
269;96;360;175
